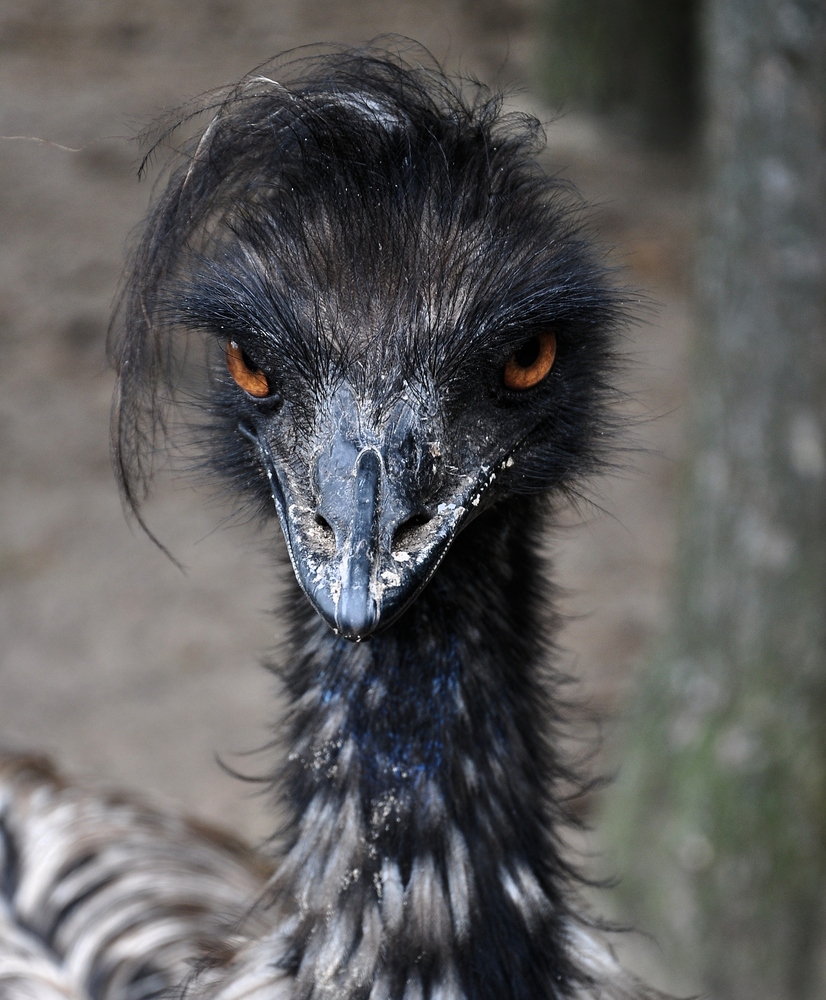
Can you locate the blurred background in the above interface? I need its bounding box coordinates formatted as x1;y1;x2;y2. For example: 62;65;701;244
0;2;822;998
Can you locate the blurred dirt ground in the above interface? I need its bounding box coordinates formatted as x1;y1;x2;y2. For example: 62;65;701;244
0;1;694;989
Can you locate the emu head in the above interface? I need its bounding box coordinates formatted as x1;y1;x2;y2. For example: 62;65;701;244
111;46;620;641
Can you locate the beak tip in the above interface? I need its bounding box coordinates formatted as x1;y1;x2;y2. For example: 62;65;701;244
334;593;379;642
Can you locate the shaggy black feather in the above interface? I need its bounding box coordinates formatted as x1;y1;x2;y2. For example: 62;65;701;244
106;41;639;1000
110;43;622;513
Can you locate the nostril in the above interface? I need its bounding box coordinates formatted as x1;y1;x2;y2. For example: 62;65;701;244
314;513;334;535
392;512;432;550
403;513;431;530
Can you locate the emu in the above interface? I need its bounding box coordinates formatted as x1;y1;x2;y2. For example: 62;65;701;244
0;46;658;1000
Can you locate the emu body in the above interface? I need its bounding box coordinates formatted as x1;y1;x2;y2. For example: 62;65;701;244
0;46;658;1000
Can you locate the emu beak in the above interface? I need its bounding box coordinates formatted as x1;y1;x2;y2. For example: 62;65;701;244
247;392;480;641
270;434;466;642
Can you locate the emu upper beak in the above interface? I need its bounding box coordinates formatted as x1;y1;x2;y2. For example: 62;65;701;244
248;390;486;641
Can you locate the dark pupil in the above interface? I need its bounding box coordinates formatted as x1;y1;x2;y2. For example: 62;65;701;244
513;337;540;368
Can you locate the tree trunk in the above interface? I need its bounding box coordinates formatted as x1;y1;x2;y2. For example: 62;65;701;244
602;2;826;998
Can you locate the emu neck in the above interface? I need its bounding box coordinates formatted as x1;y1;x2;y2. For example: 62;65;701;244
274;499;579;1000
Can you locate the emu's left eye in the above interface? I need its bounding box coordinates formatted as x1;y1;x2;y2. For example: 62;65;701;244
226;341;271;397
503;331;556;390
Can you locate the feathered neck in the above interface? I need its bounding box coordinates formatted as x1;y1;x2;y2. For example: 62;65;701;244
258;497;586;1000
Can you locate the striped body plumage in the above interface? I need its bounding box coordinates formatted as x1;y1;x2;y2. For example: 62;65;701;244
0;747;651;1000
1;45;659;1000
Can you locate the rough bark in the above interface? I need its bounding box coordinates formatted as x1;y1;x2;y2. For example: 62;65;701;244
602;1;826;998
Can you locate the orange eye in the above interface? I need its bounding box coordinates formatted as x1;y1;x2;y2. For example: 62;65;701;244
503;331;556;390
226;341;270;398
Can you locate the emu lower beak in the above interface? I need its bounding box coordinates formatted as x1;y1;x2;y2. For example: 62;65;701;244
248;421;472;641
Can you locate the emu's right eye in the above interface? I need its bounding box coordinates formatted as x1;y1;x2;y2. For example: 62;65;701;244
503;331;557;391
226;341;271;398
